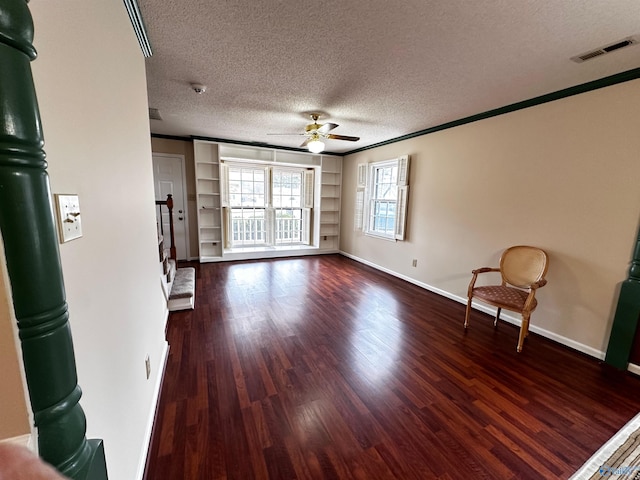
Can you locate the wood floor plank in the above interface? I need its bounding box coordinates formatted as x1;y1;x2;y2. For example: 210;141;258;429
144;255;640;479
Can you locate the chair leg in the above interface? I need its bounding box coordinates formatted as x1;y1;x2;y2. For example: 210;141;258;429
517;314;530;353
464;297;472;329
494;307;501;327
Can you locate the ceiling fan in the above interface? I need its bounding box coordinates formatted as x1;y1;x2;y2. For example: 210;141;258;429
268;114;360;153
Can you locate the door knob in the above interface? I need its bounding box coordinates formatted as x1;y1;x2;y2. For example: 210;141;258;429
178;210;183;213
178;217;184;221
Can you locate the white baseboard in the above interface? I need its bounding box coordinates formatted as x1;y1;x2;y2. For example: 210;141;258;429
628;363;640;376
162;308;169;331
339;251;609;361
135;341;169;480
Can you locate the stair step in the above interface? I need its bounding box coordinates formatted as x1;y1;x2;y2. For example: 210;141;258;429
169;267;196;311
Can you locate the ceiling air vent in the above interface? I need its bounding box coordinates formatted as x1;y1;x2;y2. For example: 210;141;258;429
149;108;163;121
571;36;638;63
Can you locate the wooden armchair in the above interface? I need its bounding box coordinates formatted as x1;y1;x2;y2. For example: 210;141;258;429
464;246;549;352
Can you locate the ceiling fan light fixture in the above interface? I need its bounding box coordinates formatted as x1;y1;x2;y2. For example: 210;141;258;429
307;138;325;153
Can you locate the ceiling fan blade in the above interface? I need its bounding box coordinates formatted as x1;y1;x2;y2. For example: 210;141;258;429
300;138;311;148
317;122;338;134
326;134;360;142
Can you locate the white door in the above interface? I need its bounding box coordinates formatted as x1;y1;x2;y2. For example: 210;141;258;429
152;154;189;260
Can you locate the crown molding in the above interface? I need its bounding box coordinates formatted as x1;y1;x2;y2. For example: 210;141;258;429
345;67;640;155
123;0;152;58
190;135;346;156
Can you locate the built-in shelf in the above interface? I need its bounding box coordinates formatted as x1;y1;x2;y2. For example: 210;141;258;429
194;140;342;260
319;157;342;251
195;141;223;259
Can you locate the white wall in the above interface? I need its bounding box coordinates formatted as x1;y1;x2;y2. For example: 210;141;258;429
341;79;640;356
28;1;168;478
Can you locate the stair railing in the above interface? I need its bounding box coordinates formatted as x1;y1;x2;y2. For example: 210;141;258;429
155;194;176;261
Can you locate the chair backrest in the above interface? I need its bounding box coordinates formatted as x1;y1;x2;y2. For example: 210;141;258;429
500;246;548;288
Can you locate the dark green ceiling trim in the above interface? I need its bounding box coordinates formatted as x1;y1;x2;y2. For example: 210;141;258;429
152;66;640;156
123;0;151;57
344;67;640;155
150;133;346;155
151;133;191;142
190;134;345;156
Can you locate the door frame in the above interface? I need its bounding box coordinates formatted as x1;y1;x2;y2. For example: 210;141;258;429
152;152;190;260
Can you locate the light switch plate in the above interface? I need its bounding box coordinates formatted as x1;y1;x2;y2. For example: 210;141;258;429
54;194;82;243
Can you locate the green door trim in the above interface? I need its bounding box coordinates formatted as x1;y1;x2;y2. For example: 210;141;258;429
0;1;107;478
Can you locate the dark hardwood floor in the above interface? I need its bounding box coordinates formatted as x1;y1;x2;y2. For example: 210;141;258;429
144;254;640;479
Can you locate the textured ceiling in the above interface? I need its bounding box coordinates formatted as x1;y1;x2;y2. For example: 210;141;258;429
139;0;640;154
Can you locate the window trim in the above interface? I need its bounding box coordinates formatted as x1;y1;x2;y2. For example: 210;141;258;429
366;159;398;240
272;167;305;246
355;155;410;242
222;161;314;248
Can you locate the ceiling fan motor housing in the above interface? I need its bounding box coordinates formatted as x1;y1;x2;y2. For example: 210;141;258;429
305;123;321;133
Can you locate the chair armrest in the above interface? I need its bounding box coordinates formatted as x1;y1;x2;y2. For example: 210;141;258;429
531;278;547;289
522;279;547;310
467;267;500;297
472;267;499;274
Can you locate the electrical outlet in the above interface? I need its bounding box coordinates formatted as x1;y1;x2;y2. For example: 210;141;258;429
412;259;418;267
145;355;151;380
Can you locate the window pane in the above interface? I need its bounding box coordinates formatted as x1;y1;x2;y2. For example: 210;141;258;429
224;164;310;248
273;169;303;210
230;208;266;246
241;181;254;194
373;166;396;201
369;163;398;236
274;208;303;245
229;166;266;207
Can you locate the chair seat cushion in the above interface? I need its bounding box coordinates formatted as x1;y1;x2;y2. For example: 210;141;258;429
473;285;536;312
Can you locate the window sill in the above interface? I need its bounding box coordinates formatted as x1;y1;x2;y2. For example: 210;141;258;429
364;231;397;242
220;244;322;262
225;244;312;254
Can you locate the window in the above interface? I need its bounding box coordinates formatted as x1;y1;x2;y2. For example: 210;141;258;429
355;155;409;241
369;162;398;237
272;169;304;244
227;166;267;246
222;162;313;248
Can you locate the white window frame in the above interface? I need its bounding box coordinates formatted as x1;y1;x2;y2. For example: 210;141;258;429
272;167;305;246
225;164;269;247
355;155;409;241
221;161;314;248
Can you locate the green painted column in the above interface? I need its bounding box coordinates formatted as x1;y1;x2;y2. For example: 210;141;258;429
605;228;640;369
0;1;107;478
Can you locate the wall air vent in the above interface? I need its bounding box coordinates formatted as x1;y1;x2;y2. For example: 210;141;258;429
571;36;638;63
149;108;163;121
